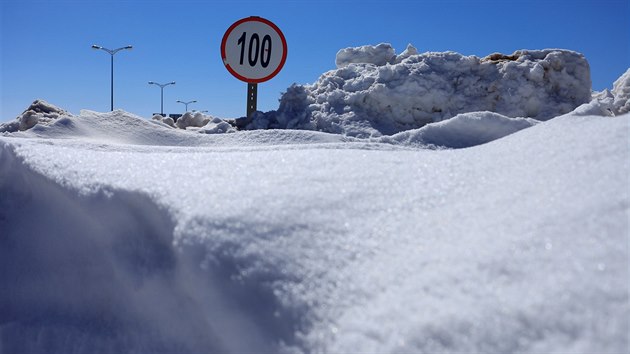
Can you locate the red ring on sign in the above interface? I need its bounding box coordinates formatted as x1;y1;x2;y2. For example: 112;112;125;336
221;16;288;83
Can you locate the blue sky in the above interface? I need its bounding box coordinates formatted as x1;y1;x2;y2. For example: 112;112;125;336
1;0;628;121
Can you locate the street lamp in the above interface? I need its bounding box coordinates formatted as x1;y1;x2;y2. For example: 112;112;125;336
148;81;176;116
176;100;197;112
91;44;133;111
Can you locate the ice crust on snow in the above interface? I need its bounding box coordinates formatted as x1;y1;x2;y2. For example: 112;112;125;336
254;44;591;137
0;105;628;353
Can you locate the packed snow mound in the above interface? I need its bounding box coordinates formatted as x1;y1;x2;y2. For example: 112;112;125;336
0;99;71;133
380;111;540;149
197;116;236;134
335;43;418;67
152;114;176;127
336;43;397;67
580;68;629;117
175;111;209;129
612;68;630;115
150;112;236;132
262;45;591;137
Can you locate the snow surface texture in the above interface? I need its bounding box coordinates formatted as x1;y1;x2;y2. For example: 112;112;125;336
254;44;592;137
1;101;628;353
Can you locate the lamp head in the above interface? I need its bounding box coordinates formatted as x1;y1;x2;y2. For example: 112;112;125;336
91;45;102;50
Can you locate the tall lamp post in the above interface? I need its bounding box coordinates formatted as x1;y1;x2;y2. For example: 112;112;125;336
148;81;176;116
91;44;133;111
176;100;197;112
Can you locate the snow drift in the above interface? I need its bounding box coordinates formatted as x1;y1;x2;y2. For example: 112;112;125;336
380;111;540;149
254;44;592;137
0;104;628;353
2;101;541;150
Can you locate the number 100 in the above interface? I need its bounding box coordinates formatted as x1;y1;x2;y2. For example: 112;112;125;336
237;32;272;68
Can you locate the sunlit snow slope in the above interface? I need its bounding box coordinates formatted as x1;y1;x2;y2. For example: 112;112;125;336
1;109;628;353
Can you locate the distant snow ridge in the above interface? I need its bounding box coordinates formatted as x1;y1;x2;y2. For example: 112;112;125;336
0;99;71;133
258;44;591;137
151;112;236;133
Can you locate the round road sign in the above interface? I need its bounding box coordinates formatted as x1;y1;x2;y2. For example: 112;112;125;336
221;17;288;83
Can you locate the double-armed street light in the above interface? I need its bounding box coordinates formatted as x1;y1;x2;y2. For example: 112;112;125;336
91;44;133;111
148;81;176;116
176;100;197;112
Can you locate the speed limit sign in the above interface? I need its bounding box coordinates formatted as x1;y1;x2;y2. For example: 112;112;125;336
221;17;288;83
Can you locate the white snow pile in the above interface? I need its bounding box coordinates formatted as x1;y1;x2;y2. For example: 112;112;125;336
152;113;176;127
253;44;592;137
380;111;540;149
612;68;630;114
590;67;630;116
151;111;237;133
0;99;71;133
0;103;627;353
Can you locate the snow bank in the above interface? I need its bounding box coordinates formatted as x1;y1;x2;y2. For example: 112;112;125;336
0;99;71;133
575;68;629;117
335;43;419;67
258;45;591;137
380;111;540;149
152;114;176;127
7;108;345;147
150;111;234;132
148;112;238;133
197;116;236;134
175;111;209;129
612;68;630;115
6;104;538;150
0;108;628;353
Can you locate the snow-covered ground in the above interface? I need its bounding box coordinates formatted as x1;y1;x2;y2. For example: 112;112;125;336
0;49;628;353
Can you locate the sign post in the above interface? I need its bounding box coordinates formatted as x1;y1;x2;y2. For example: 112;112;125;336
221;16;287;127
247;83;257;119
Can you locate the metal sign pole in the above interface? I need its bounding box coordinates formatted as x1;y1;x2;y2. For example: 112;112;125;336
246;82;258;124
